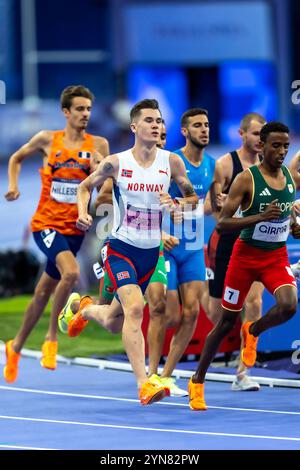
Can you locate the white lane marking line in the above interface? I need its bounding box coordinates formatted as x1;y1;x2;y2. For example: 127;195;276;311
1;385;300;416
0;415;299;442
0;444;59;450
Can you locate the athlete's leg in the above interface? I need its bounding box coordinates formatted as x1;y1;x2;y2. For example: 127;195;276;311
250;285;297;336
46;250;80;342
199;280;209;316
165;290;181;328
207;296;222;325
117;283;149;386
145;282;166;376
12;272;58;353
162;247;206;377
236;281;263;376
161;281;204;378
249;249;298;337
82;296;124;333
193;307;239;383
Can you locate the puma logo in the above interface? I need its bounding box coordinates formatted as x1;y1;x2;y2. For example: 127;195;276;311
159;169;168;176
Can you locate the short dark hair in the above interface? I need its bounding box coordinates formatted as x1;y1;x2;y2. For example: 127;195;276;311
240;112;265;131
260;121;289;142
130;99;160;122
181;108;208;128
60;85;94;110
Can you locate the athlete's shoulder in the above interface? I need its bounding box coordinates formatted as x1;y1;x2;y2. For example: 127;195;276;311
172;148;183;157
90;135;110;156
29;130;54;151
236;167;254;183
217;151;233;166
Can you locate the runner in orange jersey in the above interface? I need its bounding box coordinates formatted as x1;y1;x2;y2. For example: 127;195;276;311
3;85;109;382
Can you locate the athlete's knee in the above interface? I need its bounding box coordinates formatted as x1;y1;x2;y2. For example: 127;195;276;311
206;304;221;325
149;297;166;319
106;319;123;334
166;309;181;328
33;284;52;304
245;297;262;320
182;304;199;325
217;312;237;334
125;303;144;321
60;269;80;286
277;298;297;320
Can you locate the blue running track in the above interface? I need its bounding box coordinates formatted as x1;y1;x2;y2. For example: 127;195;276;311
0;357;300;450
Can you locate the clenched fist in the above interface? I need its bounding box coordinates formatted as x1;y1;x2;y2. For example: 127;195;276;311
76;214;93;232
5;189;20;201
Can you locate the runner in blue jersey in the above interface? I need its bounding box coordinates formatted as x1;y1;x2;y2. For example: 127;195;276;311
155;108;216;386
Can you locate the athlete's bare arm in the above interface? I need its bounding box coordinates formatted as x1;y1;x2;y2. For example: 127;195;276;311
290;206;300;239
94;178;113;209
217;170;281;233
217;152;234;191
5;130;53;201
168;153;198;208
77;155;118;231
289;151;300;187
207;154;233;216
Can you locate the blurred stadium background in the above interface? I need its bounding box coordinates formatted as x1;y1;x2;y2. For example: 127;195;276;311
1;0;300;358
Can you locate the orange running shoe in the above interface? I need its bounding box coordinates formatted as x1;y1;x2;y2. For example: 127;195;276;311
68;296;92;337
40;340;58;370
188;378;207;411
241;321;258;368
139;380;170;405
3;340;21;383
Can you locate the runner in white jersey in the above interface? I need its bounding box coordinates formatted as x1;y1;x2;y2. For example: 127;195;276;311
66;99;198;405
110;147;170;248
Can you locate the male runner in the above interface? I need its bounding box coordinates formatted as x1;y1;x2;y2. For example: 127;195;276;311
3;85;109;381
189;121;300;410
66;99;198;405
207;113;265;391
151;108;215;393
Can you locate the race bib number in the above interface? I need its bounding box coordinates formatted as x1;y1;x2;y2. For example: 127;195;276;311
224;286;240;305
252;217;290;243
50;178;81;204
124;204;161;232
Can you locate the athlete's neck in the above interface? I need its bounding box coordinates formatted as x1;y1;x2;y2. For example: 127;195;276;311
237;146;260;167
63;125;86;144
181;143;205;166
131;141;157;167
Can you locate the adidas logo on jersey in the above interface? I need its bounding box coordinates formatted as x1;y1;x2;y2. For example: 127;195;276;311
259;188;271;196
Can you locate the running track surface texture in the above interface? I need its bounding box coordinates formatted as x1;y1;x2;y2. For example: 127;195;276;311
0;356;300;450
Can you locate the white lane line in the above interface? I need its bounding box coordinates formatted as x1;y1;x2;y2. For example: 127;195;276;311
0;385;300;416
0;415;299;442
0;444;59;450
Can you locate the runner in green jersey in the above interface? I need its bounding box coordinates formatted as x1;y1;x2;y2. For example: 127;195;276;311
188;121;300;411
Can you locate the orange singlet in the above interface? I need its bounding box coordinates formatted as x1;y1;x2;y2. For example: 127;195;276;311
31;131;95;236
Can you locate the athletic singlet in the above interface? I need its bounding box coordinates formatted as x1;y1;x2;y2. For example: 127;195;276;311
111;148;171;249
31;131;95;235
240;164;295;250
219;150;245;241
164;149;215;248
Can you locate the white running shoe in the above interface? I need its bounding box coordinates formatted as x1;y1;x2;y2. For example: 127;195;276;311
290;260;300;281
231;373;260;391
149;374;188;397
